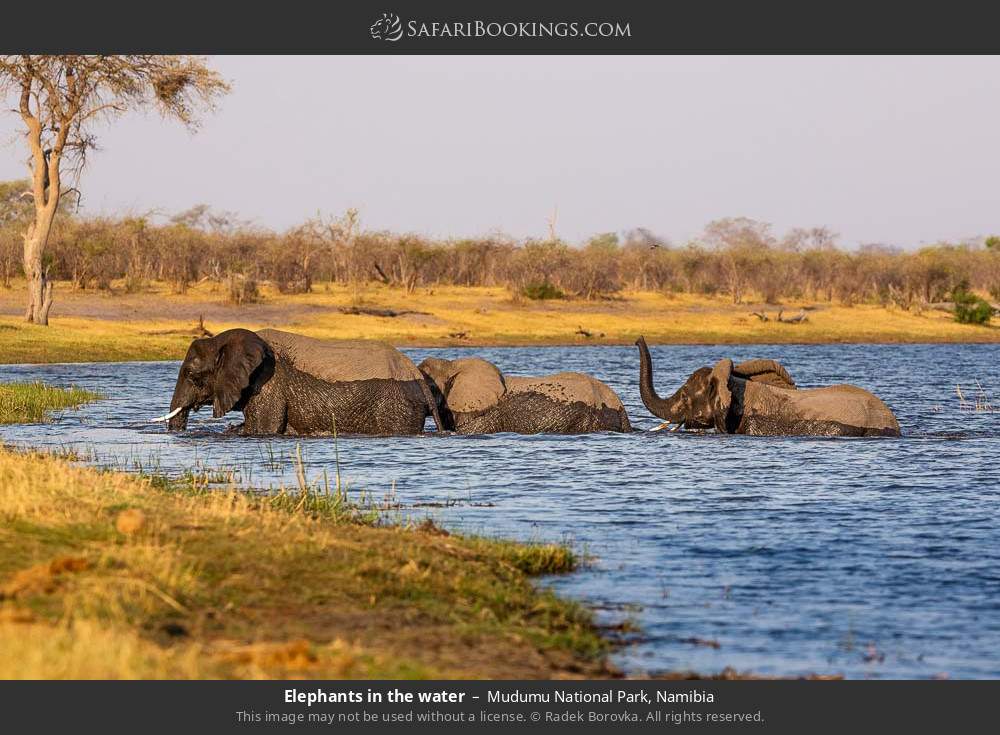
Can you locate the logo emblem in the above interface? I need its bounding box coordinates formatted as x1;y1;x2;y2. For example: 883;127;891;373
370;13;403;41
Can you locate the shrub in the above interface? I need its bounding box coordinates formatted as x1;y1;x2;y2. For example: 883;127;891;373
953;286;992;325
521;281;565;300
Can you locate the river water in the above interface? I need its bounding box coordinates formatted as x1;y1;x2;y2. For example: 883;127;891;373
2;343;998;679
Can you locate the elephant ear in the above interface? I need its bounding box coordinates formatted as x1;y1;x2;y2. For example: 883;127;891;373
709;358;734;432
213;331;271;418
733;358;796;389
446;358;506;414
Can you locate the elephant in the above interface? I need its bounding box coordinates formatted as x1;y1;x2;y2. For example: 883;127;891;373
635;336;900;437
418;356;631;434
155;328;442;435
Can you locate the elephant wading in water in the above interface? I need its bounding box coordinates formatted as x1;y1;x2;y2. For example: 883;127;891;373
418;356;631;434
155;328;442;435
635;336;900;437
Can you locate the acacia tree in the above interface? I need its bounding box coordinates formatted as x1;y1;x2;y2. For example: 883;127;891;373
0;55;229;324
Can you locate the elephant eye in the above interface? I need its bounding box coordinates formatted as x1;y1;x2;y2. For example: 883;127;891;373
187;368;207;386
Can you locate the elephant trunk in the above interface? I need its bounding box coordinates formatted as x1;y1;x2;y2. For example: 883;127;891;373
636;336;684;421
416;371;444;432
166;370;193;432
167;406;191;432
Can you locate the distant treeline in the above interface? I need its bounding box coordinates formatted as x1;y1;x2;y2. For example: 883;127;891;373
1;202;998;307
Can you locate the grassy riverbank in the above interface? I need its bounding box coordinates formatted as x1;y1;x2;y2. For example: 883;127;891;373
1;280;997;364
0;382;101;424
0;447;611;679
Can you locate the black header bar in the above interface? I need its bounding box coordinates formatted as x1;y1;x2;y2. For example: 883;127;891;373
2;1;999;54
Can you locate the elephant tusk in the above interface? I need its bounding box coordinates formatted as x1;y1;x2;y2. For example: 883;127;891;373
149;406;184;423
651;421;674;432
670;421;684;432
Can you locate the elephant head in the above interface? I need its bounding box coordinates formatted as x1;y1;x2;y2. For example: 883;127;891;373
636;336;795;432
161;329;275;431
417;356;506;431
636;337;717;430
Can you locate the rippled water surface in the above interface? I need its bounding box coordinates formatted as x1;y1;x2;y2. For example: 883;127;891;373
2;343;999;678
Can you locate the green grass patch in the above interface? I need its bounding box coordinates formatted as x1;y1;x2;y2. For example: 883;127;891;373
465;536;578;575
0;382;102;424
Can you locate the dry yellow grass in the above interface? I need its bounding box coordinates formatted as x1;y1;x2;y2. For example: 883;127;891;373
0;447;607;679
0;279;996;364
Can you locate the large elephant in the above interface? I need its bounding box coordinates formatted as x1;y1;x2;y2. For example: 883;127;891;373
156;328;442;435
418;356;631;434
635;336;900;437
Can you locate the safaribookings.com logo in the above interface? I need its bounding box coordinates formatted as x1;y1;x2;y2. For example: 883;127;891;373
370;13;404;41
370;13;631;42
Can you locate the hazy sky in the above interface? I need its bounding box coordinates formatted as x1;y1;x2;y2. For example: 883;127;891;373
2;56;998;247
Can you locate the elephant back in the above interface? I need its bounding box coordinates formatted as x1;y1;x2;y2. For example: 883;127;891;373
797;384;900;433
746;380;900;434
506;372;625;410
256;329;419;383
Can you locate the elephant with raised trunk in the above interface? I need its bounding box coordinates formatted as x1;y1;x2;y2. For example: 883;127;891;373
635;336;900;437
155;328;442;435
418;356;631;434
